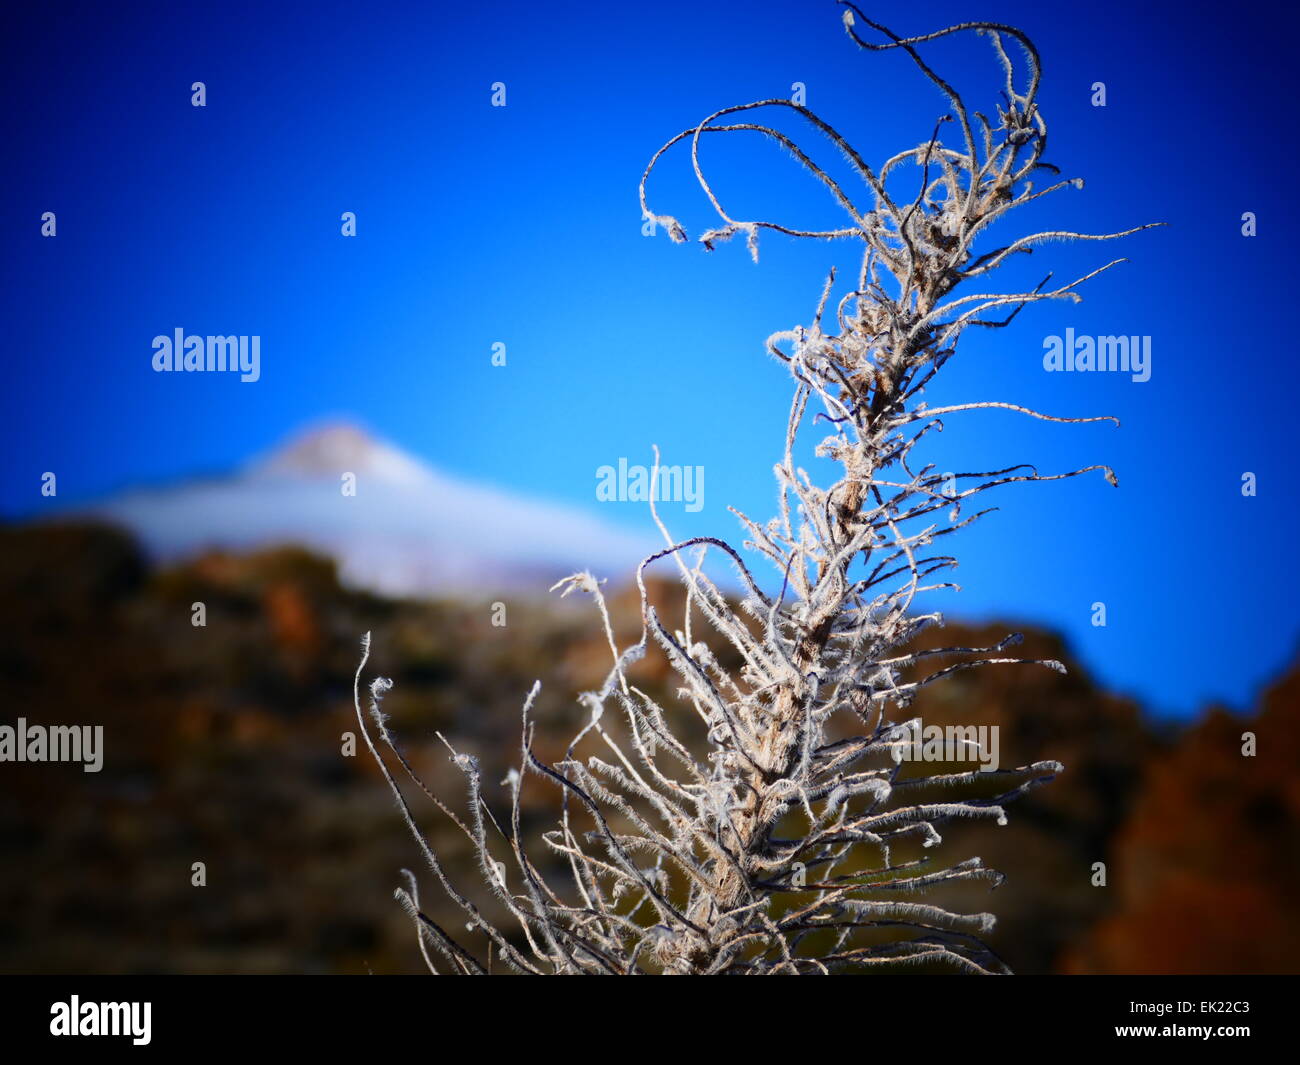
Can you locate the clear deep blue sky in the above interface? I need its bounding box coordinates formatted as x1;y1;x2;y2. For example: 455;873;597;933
2;0;1296;718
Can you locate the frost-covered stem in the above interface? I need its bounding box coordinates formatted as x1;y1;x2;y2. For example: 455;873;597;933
357;7;1158;975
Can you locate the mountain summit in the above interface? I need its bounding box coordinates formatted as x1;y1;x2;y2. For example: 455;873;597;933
249;423;434;486
77;423;657;598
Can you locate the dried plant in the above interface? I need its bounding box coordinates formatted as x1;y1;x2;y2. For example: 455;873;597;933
355;4;1158;974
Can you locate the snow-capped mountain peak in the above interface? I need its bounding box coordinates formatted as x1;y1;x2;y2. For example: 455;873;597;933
248;423;435;486
73;423;657;599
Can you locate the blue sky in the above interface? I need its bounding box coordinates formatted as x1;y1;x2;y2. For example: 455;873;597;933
2;0;1296;718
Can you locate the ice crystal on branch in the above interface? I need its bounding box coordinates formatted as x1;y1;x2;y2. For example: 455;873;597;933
356;5;1158;974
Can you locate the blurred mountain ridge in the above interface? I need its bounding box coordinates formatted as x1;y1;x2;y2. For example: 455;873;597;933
56;421;658;600
0;521;1295;973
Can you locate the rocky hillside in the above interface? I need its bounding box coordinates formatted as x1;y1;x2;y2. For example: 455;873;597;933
0;521;1293;973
